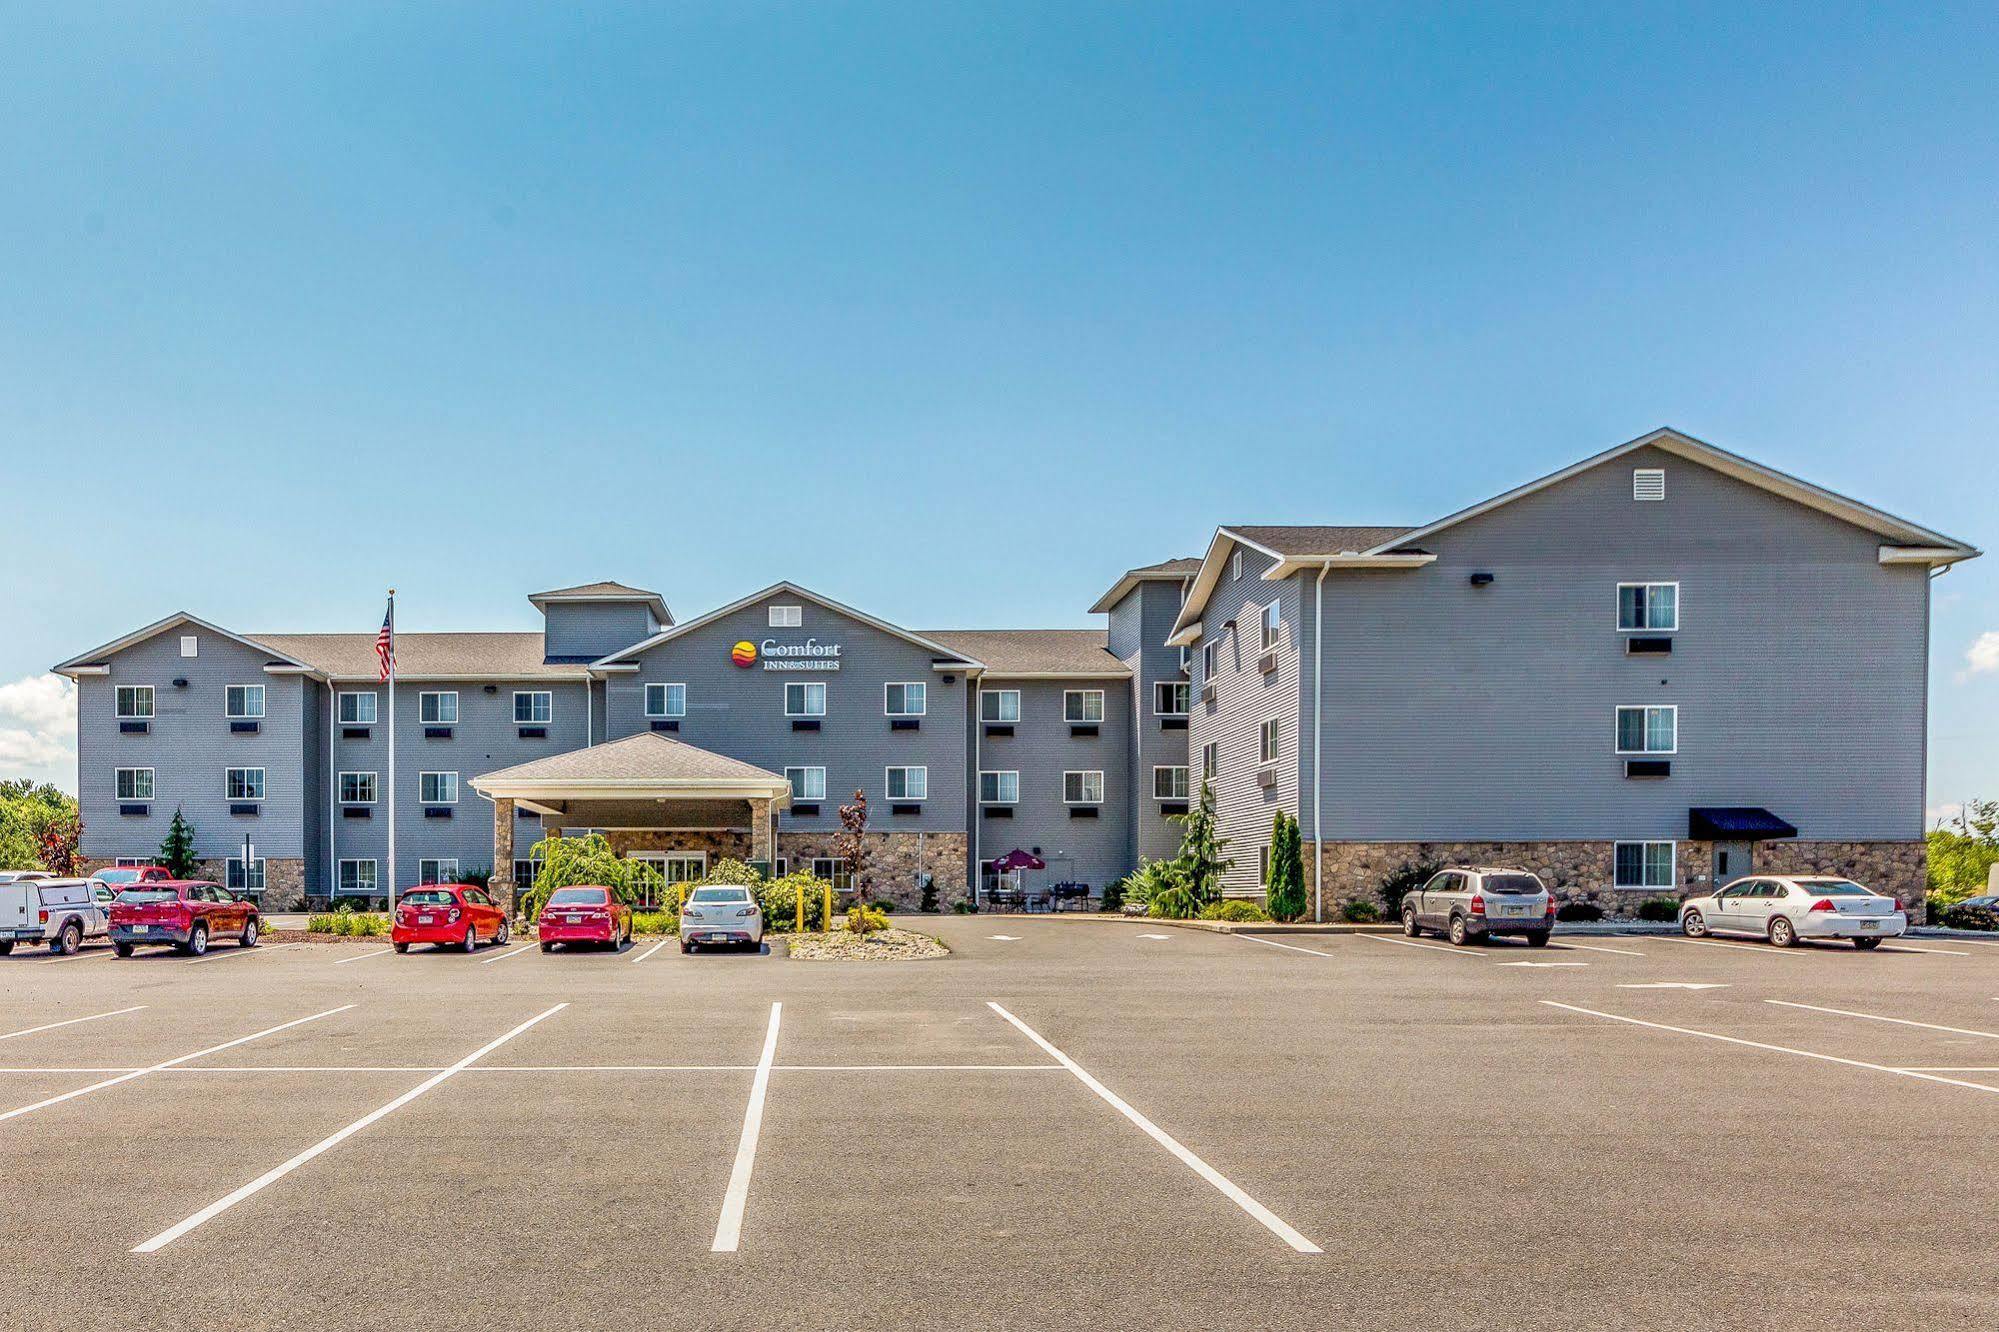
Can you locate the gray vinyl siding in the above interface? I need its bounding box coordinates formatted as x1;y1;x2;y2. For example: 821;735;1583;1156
75;629;310;862
541;602;654;662
301;680;326;896
602;596;971;836
1186;542;1305;895
977;676;1132;891
1306;444;1931;842
1108;580;1193;866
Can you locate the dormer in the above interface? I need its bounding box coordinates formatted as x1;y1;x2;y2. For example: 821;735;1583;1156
529;582;673;663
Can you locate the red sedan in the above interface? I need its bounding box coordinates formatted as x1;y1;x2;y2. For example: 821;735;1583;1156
537;886;633;952
391;885;510;953
109;881;261;957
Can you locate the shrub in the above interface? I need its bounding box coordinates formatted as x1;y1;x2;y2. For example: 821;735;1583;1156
313;912;388;936
845;904;889;934
919;875;939;913
951;900;976;915
1557;902;1605;923
1200;899;1271;923
699;859;764;889
1098;879;1125;914
519;834;657;921
1635;897;1680;923
306;913;337;934
631;910;677;936
756;872;831;933
1938;903;1999;932
1379;861;1440;920
1341;898;1381;924
1264;811;1307;923
1119;858;1187;912
1149;885;1201;919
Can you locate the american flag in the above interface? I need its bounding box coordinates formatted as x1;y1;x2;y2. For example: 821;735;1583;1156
375;597;396;682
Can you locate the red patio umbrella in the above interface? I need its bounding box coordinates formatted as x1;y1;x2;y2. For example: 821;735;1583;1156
984;848;1045;909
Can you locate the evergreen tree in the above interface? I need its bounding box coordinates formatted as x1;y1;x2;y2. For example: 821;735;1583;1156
1265;811;1307;923
1169;780;1232;905
157;807;198;879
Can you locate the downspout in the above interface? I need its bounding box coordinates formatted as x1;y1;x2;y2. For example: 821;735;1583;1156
327;678;336;906
969;666;983;908
1313;565;1327;924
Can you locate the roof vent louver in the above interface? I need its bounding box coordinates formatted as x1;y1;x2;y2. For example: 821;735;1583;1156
1633;468;1666;502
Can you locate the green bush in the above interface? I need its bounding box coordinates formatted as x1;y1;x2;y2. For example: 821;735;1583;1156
1120;858;1188;912
1635;897;1680;923
1098;879;1126;914
699;858;764;889
311;912;387;936
631;910;677;936
1341;898;1381;924
1379;861;1440;920
1264;811;1307;923
1557;901;1605;923
1149;885;1201;919
1200;899;1271;923
1938;903;1999;932
845;904;889;934
951;900;976;914
756;872;831;933
519;834;657;921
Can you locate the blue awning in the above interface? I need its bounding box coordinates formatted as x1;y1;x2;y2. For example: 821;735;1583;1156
1688;807;1798;840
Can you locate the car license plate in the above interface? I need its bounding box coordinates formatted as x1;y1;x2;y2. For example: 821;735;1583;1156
707;932;730;942
1860;920;1878;930
1498;905;1527;917
130;924;149;935
418;915;435;925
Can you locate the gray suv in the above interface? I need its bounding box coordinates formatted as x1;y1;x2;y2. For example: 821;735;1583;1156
1402;867;1554;946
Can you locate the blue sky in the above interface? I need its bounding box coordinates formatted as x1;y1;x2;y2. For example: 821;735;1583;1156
1;3;1993;809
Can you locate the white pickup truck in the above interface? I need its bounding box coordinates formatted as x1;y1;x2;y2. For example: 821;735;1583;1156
0;877;109;956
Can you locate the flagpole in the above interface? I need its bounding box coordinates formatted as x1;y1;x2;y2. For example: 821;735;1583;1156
386;589;397;917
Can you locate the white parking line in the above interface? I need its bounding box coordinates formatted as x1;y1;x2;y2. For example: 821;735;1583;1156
1541;1001;1999;1097
1239;935;1335;958
332;948;393;966
987;935;1021;941
1877;944;1971;956
1136;934;1170;941
987;1001;1320;1254
0;1005;354;1125
1548;940;1648;957
1652;936;1803;957
476;945;532;966
0;1005;146;1042
1766;1000;1999;1041
37;947;117;964
132;1003;568;1254
712;1001;782;1253
1355;933;1478;958
630;940;669;964
187;942;303;966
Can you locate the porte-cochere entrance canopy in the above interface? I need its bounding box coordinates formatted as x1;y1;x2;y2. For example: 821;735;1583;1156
470;732;791;909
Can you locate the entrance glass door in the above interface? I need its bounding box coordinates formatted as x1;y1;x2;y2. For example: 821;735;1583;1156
628;852;708;907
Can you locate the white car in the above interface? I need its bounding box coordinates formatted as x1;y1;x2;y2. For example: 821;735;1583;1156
0;877;109;956
679;885;765;953
1679;876;1906;949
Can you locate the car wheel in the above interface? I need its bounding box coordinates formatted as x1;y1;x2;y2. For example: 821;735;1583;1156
1681;910;1708;938
56;922;82;955
393;942;410;954
1768;916;1797;948
1448;915;1470;947
1525;931;1551;947
240;916;259;948
463;925;479;953
186;923;209;957
540;941;554;953
113;942;133;957
496;920;511;947
0;940;12;956
1402;905;1422;938
1853;937;1882;950
681;939;695;954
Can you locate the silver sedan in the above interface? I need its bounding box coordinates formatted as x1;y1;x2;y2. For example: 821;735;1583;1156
1679;876;1906;949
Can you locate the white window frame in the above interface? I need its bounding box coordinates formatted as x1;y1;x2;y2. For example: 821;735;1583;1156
338;691;377;725
1063;689;1105;724
784;681;827;717
420;771;459;805
785;765;827;801
1231;549;1243;580
1063;770;1105;805
980;770;1019;804
769;604;802;628
1614;840;1678;890
1201;741;1217;781
1260;717;1281;766
1260;601;1281;652
417;858;459;886
1615;705;1678;755
1154;681;1190;716
225;684;266;719
115;767;154;801
644;683;687;718
514;691;553;724
115;685;154;720
179;635;199;658
115;857;156;869
338;771;377;805
884;682;927;717
885;765;928;801
337;859;378;896
512;859;539;891
226;857;266;893
1202;639;1218;680
811;856;852;891
1258;844;1271;883
1153;765;1189;800
979;689;1020;723
420;691;459;724
226;767;266;801
1616;582;1680;633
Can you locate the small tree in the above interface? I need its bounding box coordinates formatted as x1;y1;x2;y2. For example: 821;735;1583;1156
158;808;198;879
1169;780;1232;906
835;788;871;900
38;811;82;877
1265;811;1306;922
519;833;661;921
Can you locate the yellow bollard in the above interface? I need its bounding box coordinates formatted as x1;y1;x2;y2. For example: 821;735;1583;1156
823;884;833;931
795;884;803;934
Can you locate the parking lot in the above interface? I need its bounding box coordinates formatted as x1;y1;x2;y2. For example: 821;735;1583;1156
4;919;1999;1331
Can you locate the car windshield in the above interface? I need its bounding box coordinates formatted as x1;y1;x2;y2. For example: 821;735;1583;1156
1482;875;1544;895
401;890;455;905
547;888;607;905
120;889;181;903
95;870;142;884
688;888;750;904
1800;880;1872;897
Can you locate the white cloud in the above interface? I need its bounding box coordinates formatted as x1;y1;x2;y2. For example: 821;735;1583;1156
1929;802;1966;830
1963;631;1999;681
0;674;77;792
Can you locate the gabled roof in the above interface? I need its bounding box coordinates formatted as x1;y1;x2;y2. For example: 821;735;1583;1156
254;632;586;681
920;629;1129;678
1166;526;1432;645
52;613;319;679
474;731;784;787
1223;526;1414;558
592;581;984;671
1086;556;1203;615
528;581;672;624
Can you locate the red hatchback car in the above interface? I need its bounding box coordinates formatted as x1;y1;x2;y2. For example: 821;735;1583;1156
391;885;510;953
109;881;261;957
537;885;633;952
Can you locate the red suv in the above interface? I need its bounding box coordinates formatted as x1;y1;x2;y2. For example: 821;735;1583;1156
391;885;510;953
109;881;261;957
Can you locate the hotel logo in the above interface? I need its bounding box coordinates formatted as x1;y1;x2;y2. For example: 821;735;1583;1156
730;640;758;668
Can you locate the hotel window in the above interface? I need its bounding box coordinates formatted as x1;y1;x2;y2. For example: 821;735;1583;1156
812;857;853;892
1154;766;1189;800
418;858;459;886
785;766;826;801
1617;583;1679;632
514;691;552;724
1063;770;1104;805
339;772;377;804
1258;844;1270;883
1201;640;1218;680
645;683;687;718
225;685;265;719
180;635;199;657
115;857;156;869
420;691;458;724
339;691;377;725
769;604;802;628
1615;841;1677;890
337;859;377;897
115;768;154;801
770;856;789;878
1154;681;1190;716
1232;549;1243;580
785;681;827;717
1201;742;1217;781
885;766;928;801
226;858;266;894
1063;690;1105;724
226;768;265;801
979;689;1020;723
1260;718;1281;766
421;771;458;804
980;770;1019;804
1260;602;1281;652
1616;705;1677;755
115;685;154;719
512;859;539;892
884;682;927;717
